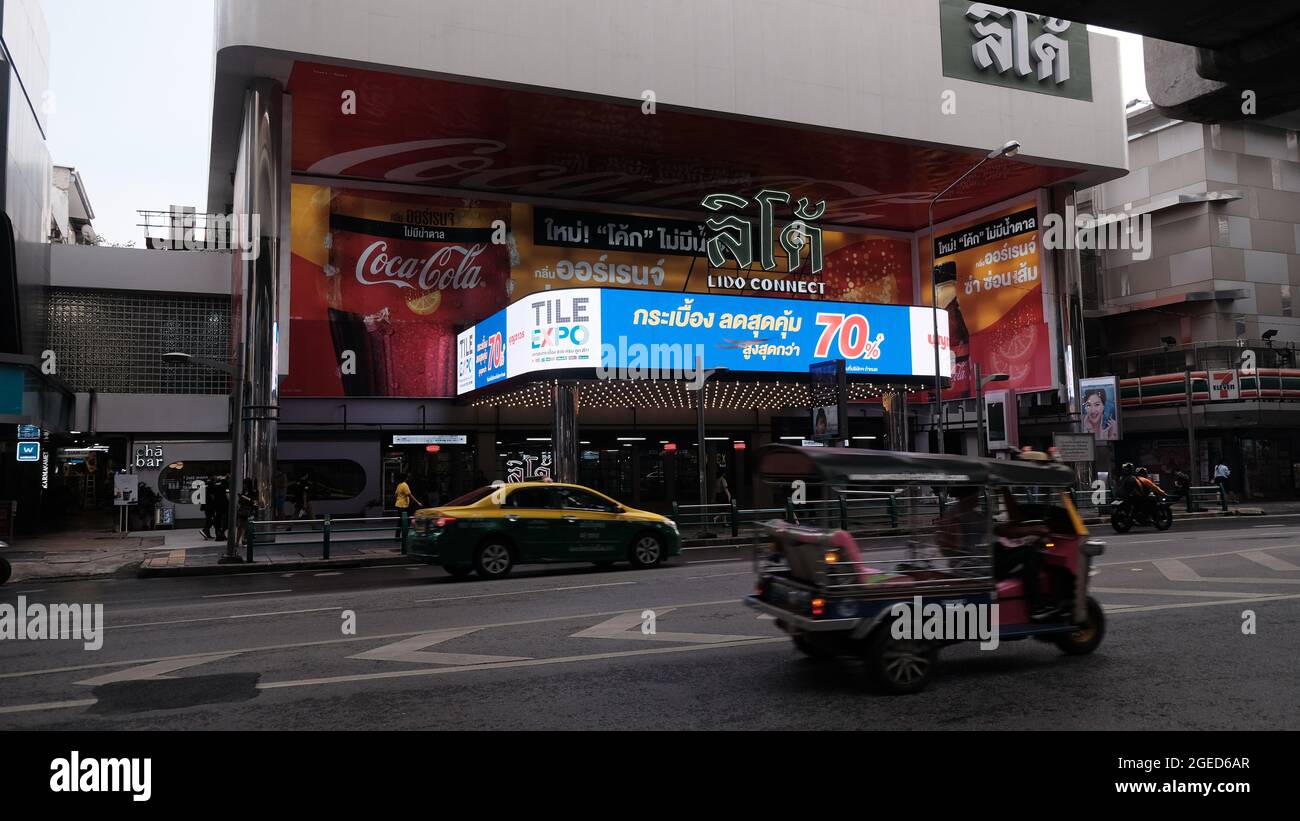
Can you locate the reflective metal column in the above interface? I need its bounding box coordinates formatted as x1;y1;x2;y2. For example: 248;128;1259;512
553;382;579;483
882;392;909;452
232;78;284;522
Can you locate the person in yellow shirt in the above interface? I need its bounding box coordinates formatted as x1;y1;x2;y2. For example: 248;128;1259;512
394;473;423;536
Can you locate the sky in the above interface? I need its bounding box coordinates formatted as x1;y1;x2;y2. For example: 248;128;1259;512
41;3;1148;245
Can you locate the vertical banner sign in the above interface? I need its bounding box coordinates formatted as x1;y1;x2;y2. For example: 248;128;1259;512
1079;375;1121;441
920;198;1049;400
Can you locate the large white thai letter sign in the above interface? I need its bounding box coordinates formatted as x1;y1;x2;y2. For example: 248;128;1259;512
939;0;1091;100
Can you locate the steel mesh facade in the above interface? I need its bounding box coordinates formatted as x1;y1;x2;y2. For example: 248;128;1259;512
46;287;231;394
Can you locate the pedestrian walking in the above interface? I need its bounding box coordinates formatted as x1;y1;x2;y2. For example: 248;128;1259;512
394;473;423;537
1214;460;1231;505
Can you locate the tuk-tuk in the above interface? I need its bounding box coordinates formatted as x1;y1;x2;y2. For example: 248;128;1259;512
744;445;1106;694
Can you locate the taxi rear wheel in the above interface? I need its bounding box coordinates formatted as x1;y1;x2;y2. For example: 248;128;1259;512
628;533;664;569
473;541;515;580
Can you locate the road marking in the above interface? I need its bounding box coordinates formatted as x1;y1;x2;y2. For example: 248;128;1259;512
12;589;46;594
685;558;748;565
314;572;343;577
258;637;787;690
686;571;752;580
202;589;292;599
1154;559;1201;582
571;610;767;644
1122;538;1175;545
106;607;342;631
1153;557;1300;585
1106;592;1300;614
1098;543;1300;567
1093;587;1273;598
76;652;241;687
0;699;98;715
1252;524;1286;528
414;581;635;604
1239;550;1300;571
349;628;528;666
0;599;742;682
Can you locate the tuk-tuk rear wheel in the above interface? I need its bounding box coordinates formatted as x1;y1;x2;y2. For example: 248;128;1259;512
863;629;938;695
1054;596;1105;655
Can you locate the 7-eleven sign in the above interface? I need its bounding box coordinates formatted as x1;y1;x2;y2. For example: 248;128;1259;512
1209;369;1239;400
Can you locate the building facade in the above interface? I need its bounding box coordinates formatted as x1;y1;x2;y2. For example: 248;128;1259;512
1084;104;1300;498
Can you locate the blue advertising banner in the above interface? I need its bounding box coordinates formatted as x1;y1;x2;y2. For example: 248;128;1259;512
456;288;947;394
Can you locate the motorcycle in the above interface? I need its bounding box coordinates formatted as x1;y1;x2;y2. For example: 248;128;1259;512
1110;495;1172;533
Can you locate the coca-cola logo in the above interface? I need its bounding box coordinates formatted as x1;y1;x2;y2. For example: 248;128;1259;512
355;240;487;292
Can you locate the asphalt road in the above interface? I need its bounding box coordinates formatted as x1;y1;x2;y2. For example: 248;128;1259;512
1;516;1298;730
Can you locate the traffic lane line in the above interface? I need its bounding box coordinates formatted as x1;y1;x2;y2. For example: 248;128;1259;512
414;581;637;604
106;606;344;631
1097;543;1300;568
202;589;293;598
1092;587;1275;598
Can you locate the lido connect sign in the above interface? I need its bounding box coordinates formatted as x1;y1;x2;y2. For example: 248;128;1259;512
456;288;950;394
700;189;826;293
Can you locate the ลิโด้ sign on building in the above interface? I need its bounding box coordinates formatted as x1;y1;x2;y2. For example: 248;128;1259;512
457;288;950;394
939;0;1092;101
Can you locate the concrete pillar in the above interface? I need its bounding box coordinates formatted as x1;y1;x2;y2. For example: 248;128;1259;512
232;78;285;522
552;382;579;483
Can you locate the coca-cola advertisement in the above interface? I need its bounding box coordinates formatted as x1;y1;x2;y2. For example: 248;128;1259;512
285;185;511;397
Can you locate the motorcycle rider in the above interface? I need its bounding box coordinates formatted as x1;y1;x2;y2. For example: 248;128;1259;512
1134;467;1166;523
1115;463;1140;519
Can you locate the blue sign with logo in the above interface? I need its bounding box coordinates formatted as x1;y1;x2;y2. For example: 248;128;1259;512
16;441;40;462
17;424;41;440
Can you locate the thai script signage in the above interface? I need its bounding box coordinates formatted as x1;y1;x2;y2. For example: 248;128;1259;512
939;1;1092;101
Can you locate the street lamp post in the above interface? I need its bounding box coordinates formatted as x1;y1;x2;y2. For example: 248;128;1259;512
974;364;1009;458
928;139;1020;454
163;351;244;563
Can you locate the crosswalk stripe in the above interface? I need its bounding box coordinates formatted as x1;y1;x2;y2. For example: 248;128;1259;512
1238;550;1300;572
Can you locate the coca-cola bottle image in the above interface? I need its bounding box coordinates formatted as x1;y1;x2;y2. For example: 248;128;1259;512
321;191;510;397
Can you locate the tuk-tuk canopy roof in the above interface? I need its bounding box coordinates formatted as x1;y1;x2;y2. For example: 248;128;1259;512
756;444;1078;488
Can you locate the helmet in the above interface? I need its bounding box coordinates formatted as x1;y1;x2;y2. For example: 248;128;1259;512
1136;467;1149;477
1121;462;1135;474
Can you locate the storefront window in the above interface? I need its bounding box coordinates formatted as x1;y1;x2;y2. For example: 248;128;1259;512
158;460;366;504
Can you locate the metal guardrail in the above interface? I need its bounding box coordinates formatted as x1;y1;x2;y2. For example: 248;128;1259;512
245;511;412;562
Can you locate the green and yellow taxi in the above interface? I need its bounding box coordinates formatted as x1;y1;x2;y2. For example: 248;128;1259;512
408;482;681;579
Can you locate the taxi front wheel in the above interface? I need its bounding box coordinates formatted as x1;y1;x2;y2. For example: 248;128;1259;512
628;533;664;569
473;541;515;580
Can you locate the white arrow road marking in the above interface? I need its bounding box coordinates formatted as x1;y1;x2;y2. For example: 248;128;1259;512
349;628;529;666
571;610;767;643
76;652;242;687
1239;550;1300;571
